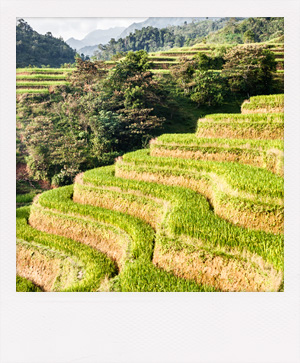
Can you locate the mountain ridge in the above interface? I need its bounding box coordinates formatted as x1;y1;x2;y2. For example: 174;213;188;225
67;17;223;55
66;26;126;53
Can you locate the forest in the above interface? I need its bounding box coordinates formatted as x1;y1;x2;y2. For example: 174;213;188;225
17;44;280;188
16;19;77;67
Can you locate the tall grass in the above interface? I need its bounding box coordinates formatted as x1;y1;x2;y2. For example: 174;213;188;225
116;149;284;234
81;165;284;271
28;186;216;291
150;135;283;175
241;94;284;113
16;81;69;87
17;206;117;291
16;74;67;80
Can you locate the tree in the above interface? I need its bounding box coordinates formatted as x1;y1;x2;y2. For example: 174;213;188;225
100;51;166;149
190;71;226;107
20;51;166;185
170;57;198;94
67;57;108;92
243;30;255;43
194;52;210;71
221;44;277;96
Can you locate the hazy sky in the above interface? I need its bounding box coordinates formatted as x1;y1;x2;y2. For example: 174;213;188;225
21;18;148;41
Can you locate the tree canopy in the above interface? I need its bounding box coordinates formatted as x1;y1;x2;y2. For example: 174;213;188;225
16;19;76;67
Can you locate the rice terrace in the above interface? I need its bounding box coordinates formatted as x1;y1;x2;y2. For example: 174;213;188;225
16;17;284;292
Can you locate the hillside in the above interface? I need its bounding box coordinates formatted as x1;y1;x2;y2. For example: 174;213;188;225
67;18;223;56
118;17;223;38
16;41;284;97
95;17;283;60
16;93;284;292
16;19;76;68
16;18;285;292
96;18;232;59
205;17;284;44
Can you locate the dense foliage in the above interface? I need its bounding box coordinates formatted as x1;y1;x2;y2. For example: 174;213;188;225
18;51;166;185
221;44;277;96
171;44;278;105
16;18;284;187
205;17;284;44
16;19;76;67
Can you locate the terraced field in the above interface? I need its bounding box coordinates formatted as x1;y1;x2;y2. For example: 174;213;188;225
149;42;284;74
16;93;284;292
16;68;73;94
16;42;284;93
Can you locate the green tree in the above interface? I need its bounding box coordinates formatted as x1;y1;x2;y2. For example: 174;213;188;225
67;57;108;92
16;19;76;67
170;57;198;94
243;30;255;43
221;44;277;96
190;71;226;106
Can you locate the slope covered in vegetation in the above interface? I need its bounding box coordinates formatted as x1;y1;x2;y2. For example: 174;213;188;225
95;17;283;60
205;17;284;44
16;19;76;67
16;93;284;292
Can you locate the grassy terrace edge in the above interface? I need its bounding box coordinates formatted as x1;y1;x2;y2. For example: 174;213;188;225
75;165;283;291
20;187;216;292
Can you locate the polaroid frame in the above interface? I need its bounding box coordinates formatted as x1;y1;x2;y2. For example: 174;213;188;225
1;1;299;362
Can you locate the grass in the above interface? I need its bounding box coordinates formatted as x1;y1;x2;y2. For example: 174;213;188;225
152;69;171;75
241;94;284;113
16;56;284;292
17;206;118;291
16;81;69;86
16;192;37;205
16;275;42;292
27;185;216;291
16;74;68;80
119;149;283;200
150;134;283;175
76;165;283;290
159;85;244;134
116;149;283;234
16;68;73;73
16;88;49;94
149;56;178;61
196;113;284;139
82;165;283;265
152;134;283;150
111;260;216;292
20;165;283;290
200;113;284;123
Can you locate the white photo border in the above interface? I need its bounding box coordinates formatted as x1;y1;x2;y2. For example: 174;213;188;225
1;1;300;362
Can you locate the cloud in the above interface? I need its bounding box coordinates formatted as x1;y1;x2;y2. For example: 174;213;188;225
22;17;148;41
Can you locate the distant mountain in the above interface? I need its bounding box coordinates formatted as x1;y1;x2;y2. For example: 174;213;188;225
82;27;125;46
66;26;126;53
119;17;221;38
77;44;99;57
67;18;224;56
66;37;85;50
